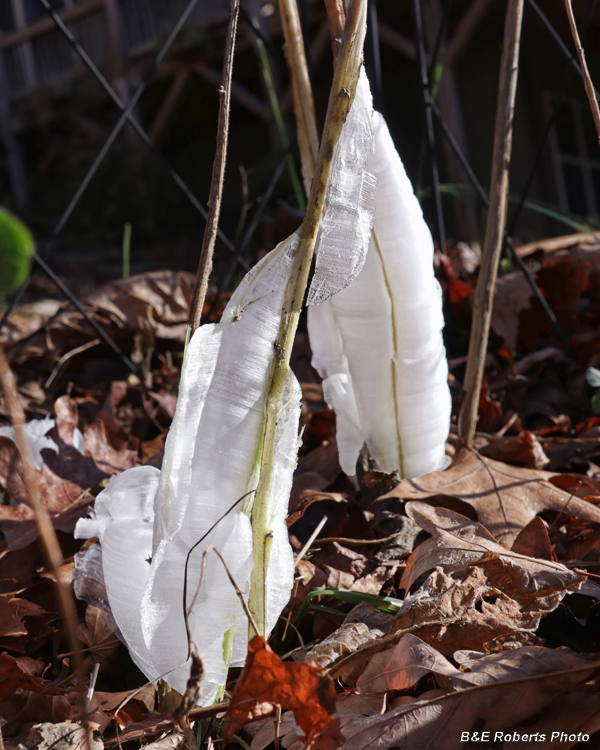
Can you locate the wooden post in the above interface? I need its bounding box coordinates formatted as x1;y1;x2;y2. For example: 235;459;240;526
460;0;525;445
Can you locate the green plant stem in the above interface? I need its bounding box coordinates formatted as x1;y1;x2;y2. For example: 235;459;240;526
248;0;368;637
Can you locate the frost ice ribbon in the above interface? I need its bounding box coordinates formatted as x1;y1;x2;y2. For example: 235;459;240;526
308;111;451;479
74;67;376;706
0;415;84;470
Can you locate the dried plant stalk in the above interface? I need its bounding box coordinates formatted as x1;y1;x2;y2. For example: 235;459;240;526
0;346;82;672
324;0;346;60
278;0;319;191
564;0;600;143
460;0;525;445
249;0;368;635
189;0;240;335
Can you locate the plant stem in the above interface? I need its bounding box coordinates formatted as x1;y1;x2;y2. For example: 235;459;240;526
323;0;345;60
564;0;600;143
189;0;240;335
248;0;368;637
0;346;84;699
278;0;319;192
460;0;525;445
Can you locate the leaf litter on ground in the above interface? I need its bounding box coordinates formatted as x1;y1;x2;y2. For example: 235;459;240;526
1;230;600;749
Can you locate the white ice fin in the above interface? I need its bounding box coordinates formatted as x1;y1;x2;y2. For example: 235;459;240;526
74;63;384;706
307;72;377;305
308;112;451;478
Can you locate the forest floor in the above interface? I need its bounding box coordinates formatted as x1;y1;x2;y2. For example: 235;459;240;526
1;230;600;750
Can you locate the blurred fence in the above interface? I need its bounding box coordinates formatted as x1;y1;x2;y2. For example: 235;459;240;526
1;0;229;99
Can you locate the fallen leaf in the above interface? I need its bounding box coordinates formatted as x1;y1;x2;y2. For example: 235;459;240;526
510;516;553;560
82;420;139;474
392;564;547;655
357;633;471;694
76;605;117;656
481;430;550;469
287;489;348;529
341;649;600;750
508;686;600;749
72;685;156;732
102;714;172;746
0;653;64;703
381;448;600;547
224;635;340;745
31;722;103;750
7;271;194;380
298;442;343;484
307;623;387;671
0;594;44;638
399;501;584;597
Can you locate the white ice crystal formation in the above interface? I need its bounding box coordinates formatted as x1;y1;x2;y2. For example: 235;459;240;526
0;415;84;470
308;110;452;479
74;72;377;705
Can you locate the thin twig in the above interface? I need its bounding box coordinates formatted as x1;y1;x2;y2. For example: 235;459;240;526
0;345;85;709
189;0;241;334
294;515;328;567
192;545;260;637
181;490;256;654
323;0;345;60
278;0;320;192
564;0;600;144
460;0;525;445
188;701;230;720
316;530;405;546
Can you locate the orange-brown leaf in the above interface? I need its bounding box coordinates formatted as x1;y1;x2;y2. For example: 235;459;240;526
224;636;338;743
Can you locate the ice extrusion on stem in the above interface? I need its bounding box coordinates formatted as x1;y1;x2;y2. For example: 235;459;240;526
74;67;377;706
308;111;451;479
0;415;84;469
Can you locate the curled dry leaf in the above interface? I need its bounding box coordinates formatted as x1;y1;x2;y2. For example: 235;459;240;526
0;393;139;550
0;652;65;707
392;564;546;655
341;648;600;750
328;504;584;681
307;623;387;671
400;501;584;596
380;448;600;547
32;722;103;750
224;635;341;746
480;430;549;470
0;593;45;638
7;270;194;378
357;633;474;694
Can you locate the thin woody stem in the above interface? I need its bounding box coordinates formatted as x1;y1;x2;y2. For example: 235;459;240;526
324;0;346;60
248;0;368;636
460;0;525;444
278;0;319;193
564;0;600;143
0;346;84;705
189;0;240;334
